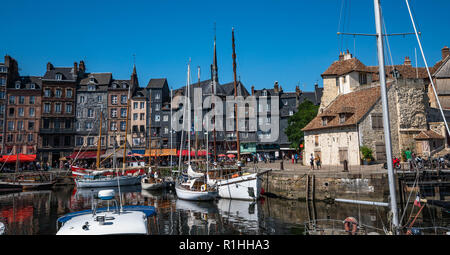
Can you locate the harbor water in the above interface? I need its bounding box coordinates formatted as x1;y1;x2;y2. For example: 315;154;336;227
0;185;448;235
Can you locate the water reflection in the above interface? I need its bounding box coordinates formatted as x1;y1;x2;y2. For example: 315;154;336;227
0;185;447;235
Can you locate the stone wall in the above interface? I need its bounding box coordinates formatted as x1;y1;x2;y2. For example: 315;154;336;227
319;77;339;111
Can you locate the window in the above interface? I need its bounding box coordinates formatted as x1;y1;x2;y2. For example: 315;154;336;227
133;138;140;146
54;119;60;129
64;136;71;146
140;113;145;120
155;93;160;100
65;119;71;129
7;121;14;131
85;122;93;130
339;113;346;124
111;95;118;104
66;89;73;98
15;82;21;89
0;92;5;99
44;88;51;97
371;114;383;129
322;117;327;126
155;104;160;111
266;117;271;124
314;135;319;147
55;73;62;80
110;122;117;131
29;96;35;104
359;72;367;85
133;102;138;109
76;137;84;146
111;109;117;118
87;108;94;118
164;127;168;134
132;125;138;133
289;110;294;116
66;104;72;114
336;77;340;87
30;83;35;89
155;115;160;122
262;90;267;96
55;103;62;113
87;137;94;146
18;96;25;104
55;89;62;98
7;134;13;143
121;95;127;104
88;85;95;91
97;95;102;102
17;134;22;142
133;113;138;120
79;96;85;104
18;107;24;117
29;107;35;117
163;115;168;122
120;121;126;131
27;134;33;142
9;96;15;104
8;108;14;116
44;103;51;113
140;125;145;133
140;102;144;109
120;108;127;118
28;121;34;131
17;121;23;130
43;119;50;129
0;78;5;86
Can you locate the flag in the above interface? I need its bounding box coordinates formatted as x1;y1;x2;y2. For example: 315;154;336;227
414;194;421;207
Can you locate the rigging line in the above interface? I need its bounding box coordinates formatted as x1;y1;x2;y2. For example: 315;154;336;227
405;0;450;140
399;169;420;227
380;6;398;86
337;0;346;52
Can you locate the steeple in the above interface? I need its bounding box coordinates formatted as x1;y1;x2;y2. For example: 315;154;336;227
211;23;219;93
131;63;138;88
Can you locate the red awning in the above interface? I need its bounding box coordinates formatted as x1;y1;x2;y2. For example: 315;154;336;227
0;154;36;163
67;150;106;159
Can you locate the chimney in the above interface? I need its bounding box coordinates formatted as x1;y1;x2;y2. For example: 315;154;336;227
73;62;78;73
251;85;255;95
274;81;279;93
295;85;301;96
343;49;352;60
338;51;344;61
46;62;53;71
442;46;450;60
79;60;86;72
404;56;412;66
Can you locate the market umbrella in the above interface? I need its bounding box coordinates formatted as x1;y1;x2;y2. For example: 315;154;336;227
218;154;226;157
227;154;236;158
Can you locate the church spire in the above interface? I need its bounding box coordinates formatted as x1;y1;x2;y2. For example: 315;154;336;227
211;23;219;93
131;62;138;88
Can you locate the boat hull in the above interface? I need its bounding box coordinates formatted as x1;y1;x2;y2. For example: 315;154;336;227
175;185;217;201
75;175;140;188
215;173;261;201
141;177;164;190
0;180;56;191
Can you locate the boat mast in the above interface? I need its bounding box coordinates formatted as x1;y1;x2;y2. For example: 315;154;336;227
148;90;152;165
373;0;399;232
123;85;131;171
196;66;200;161
212;26;218;163
96;109;103;169
170;88;173;171
231;27;241;170
187;61;191;164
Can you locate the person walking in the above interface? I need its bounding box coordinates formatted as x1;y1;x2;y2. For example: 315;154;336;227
405;148;413;171
294;153;298;164
310;153;315;170
315;154;321;169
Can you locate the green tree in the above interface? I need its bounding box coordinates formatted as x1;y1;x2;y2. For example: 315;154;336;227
285;99;319;149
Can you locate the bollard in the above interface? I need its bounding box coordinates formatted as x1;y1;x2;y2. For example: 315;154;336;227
280;160;284;170
343;160;349;172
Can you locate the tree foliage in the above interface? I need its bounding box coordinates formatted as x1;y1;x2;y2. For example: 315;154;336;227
285;99;319;149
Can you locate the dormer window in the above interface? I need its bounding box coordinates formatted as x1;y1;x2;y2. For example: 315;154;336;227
122;83;127;89
55;73;62;80
262;90;267;96
359;72;367;85
322;117;328;126
339;113;346;124
15;82;21;89
112;83;118;89
88;85;96;91
30;83;35;89
89;77;95;83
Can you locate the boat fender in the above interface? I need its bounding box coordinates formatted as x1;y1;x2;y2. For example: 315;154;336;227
232;174;239;178
201;184;207;192
343;217;358;235
82;222;90;231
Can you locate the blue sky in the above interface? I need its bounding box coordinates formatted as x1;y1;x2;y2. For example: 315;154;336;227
2;0;450;92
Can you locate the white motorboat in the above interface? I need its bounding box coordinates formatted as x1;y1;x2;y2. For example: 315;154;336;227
208;171;261;201
175;177;217;201
56;189;156;235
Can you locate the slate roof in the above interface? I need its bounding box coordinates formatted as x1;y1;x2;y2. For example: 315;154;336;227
433;56;450;78
302;85;382;132
147;78;167;89
110;79;131;90
9;76;42;89
79;73;112;85
43;67;76;81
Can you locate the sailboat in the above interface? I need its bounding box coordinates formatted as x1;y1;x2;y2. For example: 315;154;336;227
74;88;143;188
205;28;267;201
175;60;218;201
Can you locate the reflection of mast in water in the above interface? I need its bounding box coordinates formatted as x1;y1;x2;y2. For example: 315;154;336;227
216;199;260;234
